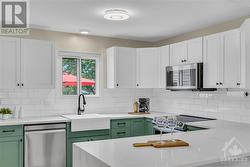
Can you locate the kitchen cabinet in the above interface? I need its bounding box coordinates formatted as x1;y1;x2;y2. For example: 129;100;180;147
240;18;250;89
136;48;160;88
130;118;145;136
159;45;170;88
187;37;203;63
203;29;241;89
170;41;187;65
203;33;223;88
0;37;20;89
107;47;136;88
0;125;23;167
0;37;55;89
66;123;110;167
144;118;154;135
111;119;131;138
21;39;55;89
222;29;241;88
111;118;153;138
170;37;203;66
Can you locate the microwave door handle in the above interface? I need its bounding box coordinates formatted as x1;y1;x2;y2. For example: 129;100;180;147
179;71;183;86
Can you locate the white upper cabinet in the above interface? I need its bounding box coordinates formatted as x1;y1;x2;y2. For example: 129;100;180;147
203;33;222;88
170;37;203;66
222;29;241;88
107;47;136;88
21;39;55;89
0;37;21;89
136;48;160;88
240;18;250;89
159;45;170;88
187;37;203;63
203;29;241;89
170;41;187;65
0;37;55;90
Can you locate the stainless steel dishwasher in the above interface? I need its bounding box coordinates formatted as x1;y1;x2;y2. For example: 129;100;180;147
25;123;66;167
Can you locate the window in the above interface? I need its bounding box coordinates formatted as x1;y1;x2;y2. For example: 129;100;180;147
61;52;99;96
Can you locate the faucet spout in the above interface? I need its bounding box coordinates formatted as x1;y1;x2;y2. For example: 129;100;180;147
78;94;86;115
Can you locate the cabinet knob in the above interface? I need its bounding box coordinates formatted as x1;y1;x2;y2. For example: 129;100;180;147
137;84;139;87
237;83;240;86
21;83;24;87
220;82;223;85
216;83;219;85
17;83;20;86
20;139;23;142
116;84;119;87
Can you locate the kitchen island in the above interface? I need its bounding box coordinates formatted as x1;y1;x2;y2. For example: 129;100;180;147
73;120;250;167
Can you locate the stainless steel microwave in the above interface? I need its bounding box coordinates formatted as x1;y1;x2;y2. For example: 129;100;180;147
166;63;204;90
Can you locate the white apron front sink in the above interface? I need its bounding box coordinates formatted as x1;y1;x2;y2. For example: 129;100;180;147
62;114;110;132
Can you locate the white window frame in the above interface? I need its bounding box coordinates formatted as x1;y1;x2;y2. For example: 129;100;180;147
58;51;100;97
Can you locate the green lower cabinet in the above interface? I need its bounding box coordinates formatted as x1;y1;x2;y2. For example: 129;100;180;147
66;123;110;167
131;118;145;136
0;125;23;167
144;118;154;135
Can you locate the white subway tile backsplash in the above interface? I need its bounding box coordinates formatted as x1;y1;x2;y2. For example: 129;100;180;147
1;87;250;124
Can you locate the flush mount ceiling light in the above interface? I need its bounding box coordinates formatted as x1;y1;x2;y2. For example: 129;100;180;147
104;9;129;21
80;30;89;35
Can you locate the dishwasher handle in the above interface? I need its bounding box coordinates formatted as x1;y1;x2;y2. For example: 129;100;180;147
25;129;65;134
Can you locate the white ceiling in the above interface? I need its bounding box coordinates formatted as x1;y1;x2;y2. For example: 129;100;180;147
30;0;250;42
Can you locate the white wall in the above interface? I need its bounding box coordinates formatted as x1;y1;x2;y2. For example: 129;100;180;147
151;89;250;124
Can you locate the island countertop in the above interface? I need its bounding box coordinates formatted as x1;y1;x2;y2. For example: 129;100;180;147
73;120;250;167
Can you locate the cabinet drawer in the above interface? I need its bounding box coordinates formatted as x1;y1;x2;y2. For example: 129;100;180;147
111;119;130;129
111;128;130;139
0;125;23;137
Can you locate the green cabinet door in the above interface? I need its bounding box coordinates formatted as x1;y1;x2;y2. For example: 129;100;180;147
0;136;23;167
144;118;154;135
131;118;145;136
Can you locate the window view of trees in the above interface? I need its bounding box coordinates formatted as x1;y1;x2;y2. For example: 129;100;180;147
62;58;78;95
62;58;96;96
81;59;96;95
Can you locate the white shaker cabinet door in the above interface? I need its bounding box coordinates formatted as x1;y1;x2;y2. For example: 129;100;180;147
170;41;188;66
240;18;250;89
136;48;160;88
115;47;136;88
222;29;241;88
21;39;55;89
0;37;21;89
159;45;170;88
187;37;203;63
203;33;222;88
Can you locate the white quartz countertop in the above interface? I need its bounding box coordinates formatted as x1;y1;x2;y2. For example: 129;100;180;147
0;111;168;126
0;111;217;127
73;120;250;167
0;116;70;126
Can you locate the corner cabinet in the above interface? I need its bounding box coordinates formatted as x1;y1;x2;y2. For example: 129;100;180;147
0;37;55;89
107;47;136;88
0;125;24;167
203;29;241;89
